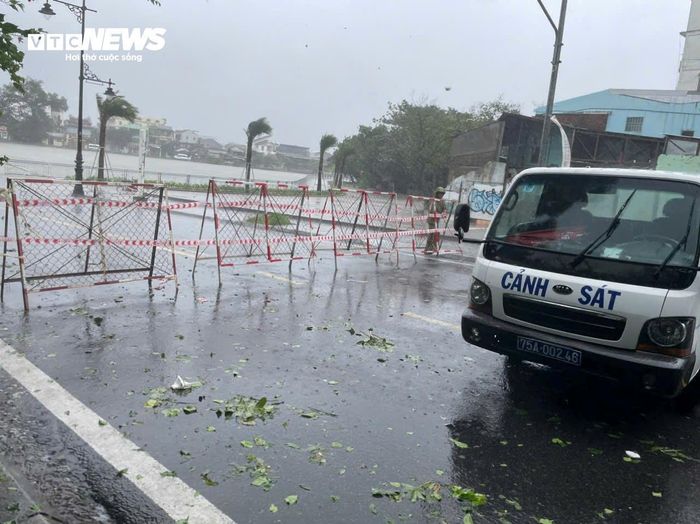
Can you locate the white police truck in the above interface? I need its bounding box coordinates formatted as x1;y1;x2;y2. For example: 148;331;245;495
454;168;700;397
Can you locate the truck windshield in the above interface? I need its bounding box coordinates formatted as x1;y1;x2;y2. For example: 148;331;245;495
485;174;700;289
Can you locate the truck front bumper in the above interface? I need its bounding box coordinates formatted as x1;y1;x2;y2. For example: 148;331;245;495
462;308;696;398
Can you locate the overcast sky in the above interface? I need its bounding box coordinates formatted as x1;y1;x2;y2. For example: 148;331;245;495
5;0;692;148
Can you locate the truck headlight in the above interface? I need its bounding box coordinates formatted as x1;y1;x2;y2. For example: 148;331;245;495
638;318;695;357
469;278;491;310
647;319;688;347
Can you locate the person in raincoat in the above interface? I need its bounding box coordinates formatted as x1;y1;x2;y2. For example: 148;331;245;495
424;187;446;253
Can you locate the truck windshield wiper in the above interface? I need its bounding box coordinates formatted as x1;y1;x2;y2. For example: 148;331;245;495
570;189;637;268
654;198;696;278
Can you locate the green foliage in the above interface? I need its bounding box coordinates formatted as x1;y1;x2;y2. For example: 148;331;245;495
338;98;519;195
319;133;338;153
245;117;273;141
0;78;65;143
247;212;291;226
97;94;138;124
0;2;39;91
213;395;276;425
316;133;337;191
245;117;272;180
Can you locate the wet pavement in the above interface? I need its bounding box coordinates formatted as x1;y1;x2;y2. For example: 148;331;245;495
0;214;699;523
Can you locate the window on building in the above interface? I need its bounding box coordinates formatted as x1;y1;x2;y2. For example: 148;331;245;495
682;129;695;137
625;117;644;133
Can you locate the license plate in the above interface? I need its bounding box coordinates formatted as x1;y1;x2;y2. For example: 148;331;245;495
516;336;582;366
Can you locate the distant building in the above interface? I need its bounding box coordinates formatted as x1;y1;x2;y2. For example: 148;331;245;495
64;116;95;147
253;135;276;155
536;2;700;139
277;143;310;158
176;129;200;145
0;126;8;141
536;89;700;139
225;143;246;160
199;137;223;150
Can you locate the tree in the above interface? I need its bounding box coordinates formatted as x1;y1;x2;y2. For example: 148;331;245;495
96;94;138;180
0;77;63;143
244;117;272;182
337;99;519;195
0;1;37;91
316;134;337;192
332;142;355;188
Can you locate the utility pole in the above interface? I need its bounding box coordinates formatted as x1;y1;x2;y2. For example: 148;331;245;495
537;0;568;166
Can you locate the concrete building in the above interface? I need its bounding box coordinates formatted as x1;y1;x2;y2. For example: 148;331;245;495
536;1;700;139
176;129;200;145
277;144;310;158
679;0;700;90
537;89;700;138
253;135;276;155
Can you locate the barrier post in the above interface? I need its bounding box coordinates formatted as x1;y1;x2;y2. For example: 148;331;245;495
1;179;10;302
374;193;395;262
165;195;179;291
10;184;29;311
408;196;417;262
346;190;364;251
147;187;165;287
330;189;338;270
192;178;213;280
261;183;272;262
211;180;222;286
289;186;307;271
83;183;98;273
363;191;371;254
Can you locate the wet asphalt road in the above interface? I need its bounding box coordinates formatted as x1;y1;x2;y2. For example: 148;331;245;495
0;219;699;523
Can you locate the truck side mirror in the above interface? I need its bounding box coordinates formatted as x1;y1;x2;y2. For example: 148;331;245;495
453;203;470;242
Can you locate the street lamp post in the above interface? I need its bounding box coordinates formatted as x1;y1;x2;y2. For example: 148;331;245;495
39;1;115;195
536;0;568;167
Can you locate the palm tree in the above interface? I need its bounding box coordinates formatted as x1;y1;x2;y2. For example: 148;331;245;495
244;117;272;181
317;133;337;192
333;144;355;188
96;95;138;180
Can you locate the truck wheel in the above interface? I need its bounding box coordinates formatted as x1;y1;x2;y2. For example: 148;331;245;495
673;377;700;414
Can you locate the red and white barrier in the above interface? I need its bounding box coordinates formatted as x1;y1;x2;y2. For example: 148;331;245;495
2;176;463;302
1;178;178;310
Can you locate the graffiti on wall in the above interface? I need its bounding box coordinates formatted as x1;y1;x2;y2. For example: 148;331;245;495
468;187;502;216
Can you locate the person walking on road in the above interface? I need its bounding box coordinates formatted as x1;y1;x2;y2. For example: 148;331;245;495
424;187;446;254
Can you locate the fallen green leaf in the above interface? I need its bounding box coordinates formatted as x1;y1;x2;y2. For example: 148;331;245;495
450;438;469;449
201;472;218;486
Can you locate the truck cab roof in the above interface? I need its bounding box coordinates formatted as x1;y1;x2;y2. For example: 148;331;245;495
517;167;700;186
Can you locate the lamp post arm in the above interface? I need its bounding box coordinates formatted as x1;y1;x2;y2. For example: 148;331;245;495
536;0;558;33
52;0;96;22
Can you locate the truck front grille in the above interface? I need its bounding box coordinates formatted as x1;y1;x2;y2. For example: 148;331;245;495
503;294;626;341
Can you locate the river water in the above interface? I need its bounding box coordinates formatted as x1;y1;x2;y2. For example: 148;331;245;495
0;142;315;185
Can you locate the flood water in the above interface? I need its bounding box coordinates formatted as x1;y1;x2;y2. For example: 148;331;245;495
0;142;312;185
